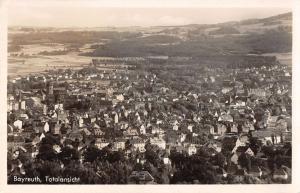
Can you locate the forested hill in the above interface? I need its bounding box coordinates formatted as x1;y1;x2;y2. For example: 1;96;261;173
9;12;292;58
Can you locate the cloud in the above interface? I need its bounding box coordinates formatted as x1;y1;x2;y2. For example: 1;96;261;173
7;5;291;27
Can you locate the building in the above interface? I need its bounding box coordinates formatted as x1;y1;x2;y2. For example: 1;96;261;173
150;137;166;150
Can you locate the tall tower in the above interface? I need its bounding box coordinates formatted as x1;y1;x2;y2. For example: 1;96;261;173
18;90;22;102
48;82;54;95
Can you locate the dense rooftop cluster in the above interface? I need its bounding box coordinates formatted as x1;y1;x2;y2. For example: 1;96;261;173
7;59;292;184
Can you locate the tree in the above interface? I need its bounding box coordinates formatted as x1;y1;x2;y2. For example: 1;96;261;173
238;152;251;171
59;146;79;165
214;152;226;168
83;145;100;163
37;143;57;161
170;152;217;184
145;144;160;166
249;137;261;155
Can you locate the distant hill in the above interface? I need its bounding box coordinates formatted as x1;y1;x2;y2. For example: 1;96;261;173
9;12;292;58
208;26;240;35
84;12;292;57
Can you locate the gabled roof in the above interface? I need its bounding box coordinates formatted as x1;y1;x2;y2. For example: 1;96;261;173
129;171;154;182
251;130;273;138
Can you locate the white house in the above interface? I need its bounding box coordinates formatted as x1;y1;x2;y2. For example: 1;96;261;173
187;144;197;156
245;147;255;157
44;122;50;132
132;139;146;152
95;138;110;149
150;138;166;149
140;125;146;135
114;140;126;150
13;120;23;130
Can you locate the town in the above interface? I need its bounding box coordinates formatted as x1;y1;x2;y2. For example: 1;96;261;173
7;56;292;184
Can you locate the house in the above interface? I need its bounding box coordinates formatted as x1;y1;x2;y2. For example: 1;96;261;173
132;138;146;152
231;138;246;153
266;116;278;129
7;135;25;150
7;101;14;112
94;128;105;136
139;124;146;135
116;94;124;101
14;102;19;111
19;113;29;120
173;124;179;131
51;123;61;135
150;137;166;150
135;102;145;110
218;114;233;123
43;122;50;133
68;131;83;141
113;140;126;151
151;127;164;134
162;153;171;165
204;141;222;153
83;128;92;136
251;129;282;145
239;134;249;144
114;113;119;124
231;153;239;165
39;133;45;141
79;117;84;127
187;125;193;132
282;132;292;143
173;145;185;154
215;123;227;135
187;144;197;156
32;135;40;146
53;144;61;153
245;147;255;157
203;124;215;135
241;121;254;133
275;118;288;132
124;127;139;137
57;111;68;123
54;103;64;111
248;88;266;97
136;157;146;165
13;120;23;130
43;105;48;115
95;138;110;149
128;171;155;184
178;133;187;143
230;123;238;133
222;87;233;94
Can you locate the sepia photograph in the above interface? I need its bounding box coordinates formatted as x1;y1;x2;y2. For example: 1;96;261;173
2;0;297;188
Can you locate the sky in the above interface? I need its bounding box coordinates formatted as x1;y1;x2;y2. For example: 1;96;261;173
7;0;292;28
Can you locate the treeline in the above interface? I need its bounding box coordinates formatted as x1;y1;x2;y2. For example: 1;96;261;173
9;31;142;45
8;45;22;52
146;55;278;69
38;49;69;56
238;29;292;53
81;29;291;58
